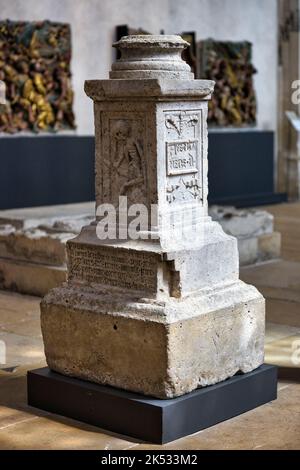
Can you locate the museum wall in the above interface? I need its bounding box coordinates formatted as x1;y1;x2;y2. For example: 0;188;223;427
0;0;277;134
169;0;278;133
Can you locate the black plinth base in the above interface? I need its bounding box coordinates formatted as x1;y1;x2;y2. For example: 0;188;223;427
27;364;277;444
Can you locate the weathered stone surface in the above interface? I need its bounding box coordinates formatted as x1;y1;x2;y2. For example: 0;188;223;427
110;35;193;80
41;281;264;398
258;232;281;261
0;224;69;266
0;202;94;230
0;257;66;297
209;205;281;265
209;205;273;238
41;35;265;398
0;203;94;296
237;237;258;266
66;223;238;297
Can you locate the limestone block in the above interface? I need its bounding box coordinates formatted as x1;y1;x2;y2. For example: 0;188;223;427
0;224;70;266
0;258;66;296
66;223;239;298
210;206;281;266
209;206;273;238
41;281;264;399
0;202;94;230
237;237;258;266
0;207;94;296
258;232;281;261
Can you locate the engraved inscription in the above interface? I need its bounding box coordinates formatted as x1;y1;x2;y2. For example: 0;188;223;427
166;140;198;176
164;109;203;205
165;113;198;138
166;177;202;203
69;244;157;291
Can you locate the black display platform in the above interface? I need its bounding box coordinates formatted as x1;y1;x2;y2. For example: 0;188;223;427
27;364;277;444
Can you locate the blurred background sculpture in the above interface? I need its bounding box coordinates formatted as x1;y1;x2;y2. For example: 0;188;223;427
198;39;257;126
0;20;75;133
115;27;257;128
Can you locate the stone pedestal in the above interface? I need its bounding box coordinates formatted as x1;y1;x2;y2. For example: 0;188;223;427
40;35;265;399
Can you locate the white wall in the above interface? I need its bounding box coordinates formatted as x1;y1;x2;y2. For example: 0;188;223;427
168;0;278;132
0;0;277;134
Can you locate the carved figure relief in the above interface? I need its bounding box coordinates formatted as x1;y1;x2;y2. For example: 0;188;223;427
101;115;147;207
112;120;144;203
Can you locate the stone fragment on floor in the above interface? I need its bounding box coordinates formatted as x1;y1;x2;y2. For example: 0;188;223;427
209;205;281;265
263;202;300;263
241;260;300;332
0;202;94;296
0;201;281;296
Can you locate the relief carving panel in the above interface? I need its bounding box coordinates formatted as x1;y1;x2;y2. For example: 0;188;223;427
164;110;203;205
101;112;148;207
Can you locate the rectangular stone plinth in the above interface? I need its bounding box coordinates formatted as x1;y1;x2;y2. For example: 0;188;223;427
41;280;265;399
27;365;277;444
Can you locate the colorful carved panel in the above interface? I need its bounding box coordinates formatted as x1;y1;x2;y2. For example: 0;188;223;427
0;20;75;133
198;39;257;127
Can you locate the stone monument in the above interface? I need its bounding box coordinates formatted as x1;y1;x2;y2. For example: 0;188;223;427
28;36;276;443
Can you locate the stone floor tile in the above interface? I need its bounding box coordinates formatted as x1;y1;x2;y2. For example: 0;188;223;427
265;334;300;368
135;383;300;450
265;322;300;344
0;363;46;412
266;299;300;328
0;291;40;313
0;406;38;431
0;307;40;328
262;202;300;263
0;414;140;450
1;317;42;338
241;260;300;294
0;331;44;368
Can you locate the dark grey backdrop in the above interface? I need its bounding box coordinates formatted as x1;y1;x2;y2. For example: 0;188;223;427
0;131;285;210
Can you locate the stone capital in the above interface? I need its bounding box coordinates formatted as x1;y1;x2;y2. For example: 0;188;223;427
84;78;214;102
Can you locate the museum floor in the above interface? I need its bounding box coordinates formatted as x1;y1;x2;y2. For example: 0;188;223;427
0;202;300;450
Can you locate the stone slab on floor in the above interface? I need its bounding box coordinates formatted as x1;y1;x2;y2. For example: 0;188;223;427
265;334;300;369
0;202;95;230
262;202;300;263
0;225;70;266
241;260;300;303
241;260;300;329
0;202;280;297
209;206;281;266
0;202;94;296
0;258;66;297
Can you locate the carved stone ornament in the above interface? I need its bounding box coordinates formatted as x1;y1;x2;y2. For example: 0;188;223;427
40;35;265;399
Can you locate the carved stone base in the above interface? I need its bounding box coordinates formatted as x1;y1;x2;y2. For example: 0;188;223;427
41;280;265;399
